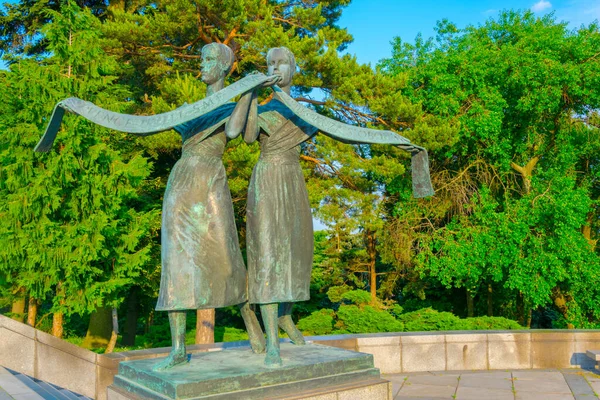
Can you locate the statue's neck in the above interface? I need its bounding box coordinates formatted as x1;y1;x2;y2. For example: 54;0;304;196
280;85;291;95
206;80;224;96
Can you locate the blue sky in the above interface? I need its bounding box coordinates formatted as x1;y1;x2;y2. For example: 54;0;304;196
339;0;600;66
1;0;599;68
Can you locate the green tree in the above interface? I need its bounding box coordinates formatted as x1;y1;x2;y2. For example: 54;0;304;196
0;0;158;338
380;11;600;326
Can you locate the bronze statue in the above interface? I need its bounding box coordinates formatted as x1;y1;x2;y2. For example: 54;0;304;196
226;47;433;367
35;43;433;370
151;43;262;370
34;43;274;370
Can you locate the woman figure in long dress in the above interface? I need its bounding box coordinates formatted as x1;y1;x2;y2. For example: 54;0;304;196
227;47;315;367
36;43;267;370
227;47;432;367
151;43;272;370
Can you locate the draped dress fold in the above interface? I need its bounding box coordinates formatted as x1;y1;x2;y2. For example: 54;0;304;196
246;100;318;304
156;108;247;311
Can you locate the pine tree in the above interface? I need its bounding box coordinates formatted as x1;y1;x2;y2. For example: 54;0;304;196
0;0;158;337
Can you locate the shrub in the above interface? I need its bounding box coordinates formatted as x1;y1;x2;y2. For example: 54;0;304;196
398;308;523;331
341;290;373;306
335;305;404;333
297;309;336;335
462;316;522;330
327;285;352;303
399;308;462;331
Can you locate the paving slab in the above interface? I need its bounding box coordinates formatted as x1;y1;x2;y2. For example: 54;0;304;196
513;371;565;380
463;371;512;379
0;388;12;400
406;374;460;387
515;393;575;400
382;374;406;398
394;397;451;400
454;386;514;400
396;383;457;398
390;369;600;400
395;397;451;400
563;373;597;396
586;380;600;395
513;378;572;394
458;375;513;390
0;375;31;396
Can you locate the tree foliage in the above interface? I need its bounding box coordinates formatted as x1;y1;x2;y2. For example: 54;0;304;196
379;11;600;327
2;2;600;343
0;1;158;331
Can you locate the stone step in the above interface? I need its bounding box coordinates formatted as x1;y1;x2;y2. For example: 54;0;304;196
56;386;86;400
0;366;43;399
0;366;92;400
586;350;600;362
11;371;69;399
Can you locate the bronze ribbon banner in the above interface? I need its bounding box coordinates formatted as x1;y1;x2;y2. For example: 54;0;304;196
272;88;434;198
34;73;273;152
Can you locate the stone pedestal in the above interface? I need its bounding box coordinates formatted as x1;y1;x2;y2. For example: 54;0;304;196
107;343;391;399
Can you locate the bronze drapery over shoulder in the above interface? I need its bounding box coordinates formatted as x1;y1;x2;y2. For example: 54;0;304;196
34;73;273;152
271;87;434;198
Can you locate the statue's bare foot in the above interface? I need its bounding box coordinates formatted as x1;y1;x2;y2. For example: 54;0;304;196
264;348;283;368
249;333;266;354
239;302;266;354
152;348;187;371
278;315;306;345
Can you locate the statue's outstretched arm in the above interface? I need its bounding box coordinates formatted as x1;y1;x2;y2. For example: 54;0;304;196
34;73;272;152
272;88;434;198
225;74;281;143
225;90;256;142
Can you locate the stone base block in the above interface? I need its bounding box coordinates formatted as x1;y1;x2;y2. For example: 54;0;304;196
108;378;391;400
108;343;388;400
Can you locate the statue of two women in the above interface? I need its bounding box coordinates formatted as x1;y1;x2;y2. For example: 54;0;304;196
35;43;433;369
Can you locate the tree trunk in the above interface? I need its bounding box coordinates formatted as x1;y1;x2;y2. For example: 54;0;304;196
121;288;139;346
516;292;525;326
82;306;113;349
466;289;474;317
510;157;539;194
366;230;377;304
583;212;597;251
196;309;215;344
11;294;26;323
552;288;575;329
27;297;38;327
487;284;493;317
52;312;64;338
145;310;154;334
52;283;65;338
105;308;119;354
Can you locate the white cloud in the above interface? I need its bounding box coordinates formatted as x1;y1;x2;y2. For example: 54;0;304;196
555;0;600;28
531;0;552;12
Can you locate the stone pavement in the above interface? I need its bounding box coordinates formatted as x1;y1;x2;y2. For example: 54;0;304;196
0;366;90;400
383;369;600;400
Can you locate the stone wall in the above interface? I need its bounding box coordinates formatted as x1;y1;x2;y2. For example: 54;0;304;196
2;314;600;399
310;330;600;374
0;313;97;398
0;314;249;400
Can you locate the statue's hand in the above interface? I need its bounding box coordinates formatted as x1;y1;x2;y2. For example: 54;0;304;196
261;75;282;88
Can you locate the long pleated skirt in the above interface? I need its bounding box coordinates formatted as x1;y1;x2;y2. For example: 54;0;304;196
246;155;314;304
155;152;247;311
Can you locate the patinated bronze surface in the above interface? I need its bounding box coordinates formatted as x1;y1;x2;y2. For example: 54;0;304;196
36;43;434;372
226;47;433;367
35;43;268;370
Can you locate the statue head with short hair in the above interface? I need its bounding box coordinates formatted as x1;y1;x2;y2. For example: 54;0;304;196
201;43;235;85
266;46;296;89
